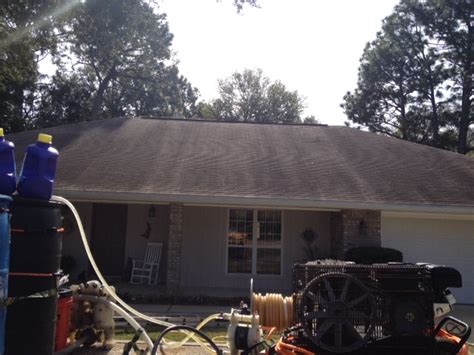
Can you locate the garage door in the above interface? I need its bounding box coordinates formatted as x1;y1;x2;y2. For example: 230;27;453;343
382;216;474;304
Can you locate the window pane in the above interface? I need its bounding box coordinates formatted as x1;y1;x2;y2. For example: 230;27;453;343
257;210;281;247
228;247;252;273
228;209;253;245
257;248;281;275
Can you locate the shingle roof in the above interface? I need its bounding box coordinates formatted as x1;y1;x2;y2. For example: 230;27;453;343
9;117;474;212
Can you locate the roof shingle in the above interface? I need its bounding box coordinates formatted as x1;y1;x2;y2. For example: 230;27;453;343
10;117;474;211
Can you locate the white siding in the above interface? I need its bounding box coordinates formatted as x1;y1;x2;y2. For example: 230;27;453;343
382;216;474;304
180;206;331;296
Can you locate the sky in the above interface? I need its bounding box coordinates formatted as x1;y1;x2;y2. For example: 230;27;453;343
157;0;400;125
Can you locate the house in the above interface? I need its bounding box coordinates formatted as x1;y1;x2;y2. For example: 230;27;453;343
10;117;474;303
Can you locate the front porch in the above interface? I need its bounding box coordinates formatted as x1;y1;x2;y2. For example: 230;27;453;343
62;202;382;297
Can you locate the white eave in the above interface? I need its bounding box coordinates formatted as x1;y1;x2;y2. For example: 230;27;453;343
54;189;474;217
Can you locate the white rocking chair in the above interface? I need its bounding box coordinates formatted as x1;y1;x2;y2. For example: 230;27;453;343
129;242;162;285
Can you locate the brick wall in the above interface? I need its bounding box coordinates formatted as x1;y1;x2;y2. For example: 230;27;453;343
166;204;183;293
330;212;343;258
330;209;381;259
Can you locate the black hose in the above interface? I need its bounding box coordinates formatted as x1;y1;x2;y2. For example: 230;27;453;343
242;340;268;354
150;325;222;355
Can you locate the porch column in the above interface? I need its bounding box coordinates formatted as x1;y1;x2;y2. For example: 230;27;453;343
330;209;381;259
166;204;183;293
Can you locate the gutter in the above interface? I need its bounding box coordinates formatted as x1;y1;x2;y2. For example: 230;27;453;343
54;189;474;215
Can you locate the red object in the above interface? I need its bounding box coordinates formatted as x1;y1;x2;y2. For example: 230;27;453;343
437;329;469;355
55;290;73;351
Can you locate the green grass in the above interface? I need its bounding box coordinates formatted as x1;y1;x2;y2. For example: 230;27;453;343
114;327;228;343
114;326;281;345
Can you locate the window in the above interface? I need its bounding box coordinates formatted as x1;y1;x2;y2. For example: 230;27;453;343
227;209;282;275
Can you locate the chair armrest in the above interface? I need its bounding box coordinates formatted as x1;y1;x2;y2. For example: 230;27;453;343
147;261;160;267
131;258;145;268
141;262;157;269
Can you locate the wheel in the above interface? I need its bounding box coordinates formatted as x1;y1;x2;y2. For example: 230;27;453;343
300;272;376;353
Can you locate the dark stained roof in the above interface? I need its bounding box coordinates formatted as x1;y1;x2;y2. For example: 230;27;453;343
9;117;474;212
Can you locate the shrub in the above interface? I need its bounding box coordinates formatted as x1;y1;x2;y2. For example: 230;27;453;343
345;246;403;264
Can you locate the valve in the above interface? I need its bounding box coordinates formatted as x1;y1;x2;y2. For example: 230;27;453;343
224;309;262;355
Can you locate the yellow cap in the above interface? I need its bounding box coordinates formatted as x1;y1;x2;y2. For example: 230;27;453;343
37;133;53;144
0;128;4;137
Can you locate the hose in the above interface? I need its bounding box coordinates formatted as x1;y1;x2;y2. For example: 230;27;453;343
151;325;222;355
252;292;293;330
54;196;221;352
263;326;277;340
53;329;97;355
275;338;315;355
74;294;154;351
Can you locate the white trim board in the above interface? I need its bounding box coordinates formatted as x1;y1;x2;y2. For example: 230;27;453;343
54;190;474;215
382;211;474;221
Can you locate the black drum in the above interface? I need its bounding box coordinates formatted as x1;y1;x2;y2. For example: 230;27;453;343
5;196;63;355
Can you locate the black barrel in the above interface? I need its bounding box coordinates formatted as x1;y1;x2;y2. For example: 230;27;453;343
5;196;63;355
8;197;62;273
5;275;58;355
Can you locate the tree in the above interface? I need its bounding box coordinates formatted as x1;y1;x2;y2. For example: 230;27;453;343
342;2;447;145
1;0;259;131
303;115;320;125
411;0;473;154
202;69;306;123
53;0;197;121
0;0;60;132
342;0;472;153
36;70;93;127
0;39;37;132
110;65;198;118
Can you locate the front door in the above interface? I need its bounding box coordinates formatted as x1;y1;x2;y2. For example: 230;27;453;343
91;203;128;277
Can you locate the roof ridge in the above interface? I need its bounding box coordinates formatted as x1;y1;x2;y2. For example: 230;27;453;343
344;126;474;162
9;116;131;136
135;116;329;127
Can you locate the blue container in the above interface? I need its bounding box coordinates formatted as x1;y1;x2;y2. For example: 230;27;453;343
0;129;16;196
17;133;59;200
0;195;12;355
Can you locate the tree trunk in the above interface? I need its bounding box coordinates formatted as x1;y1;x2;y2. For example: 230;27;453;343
89;70;116;121
427;69;440;146
456;23;472;154
399;78;409;140
90;82;108;121
12;86;25;132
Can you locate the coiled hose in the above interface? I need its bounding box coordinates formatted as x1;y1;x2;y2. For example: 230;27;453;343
54;196;221;353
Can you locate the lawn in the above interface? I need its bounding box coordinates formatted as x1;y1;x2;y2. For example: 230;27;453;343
114;326;228;343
